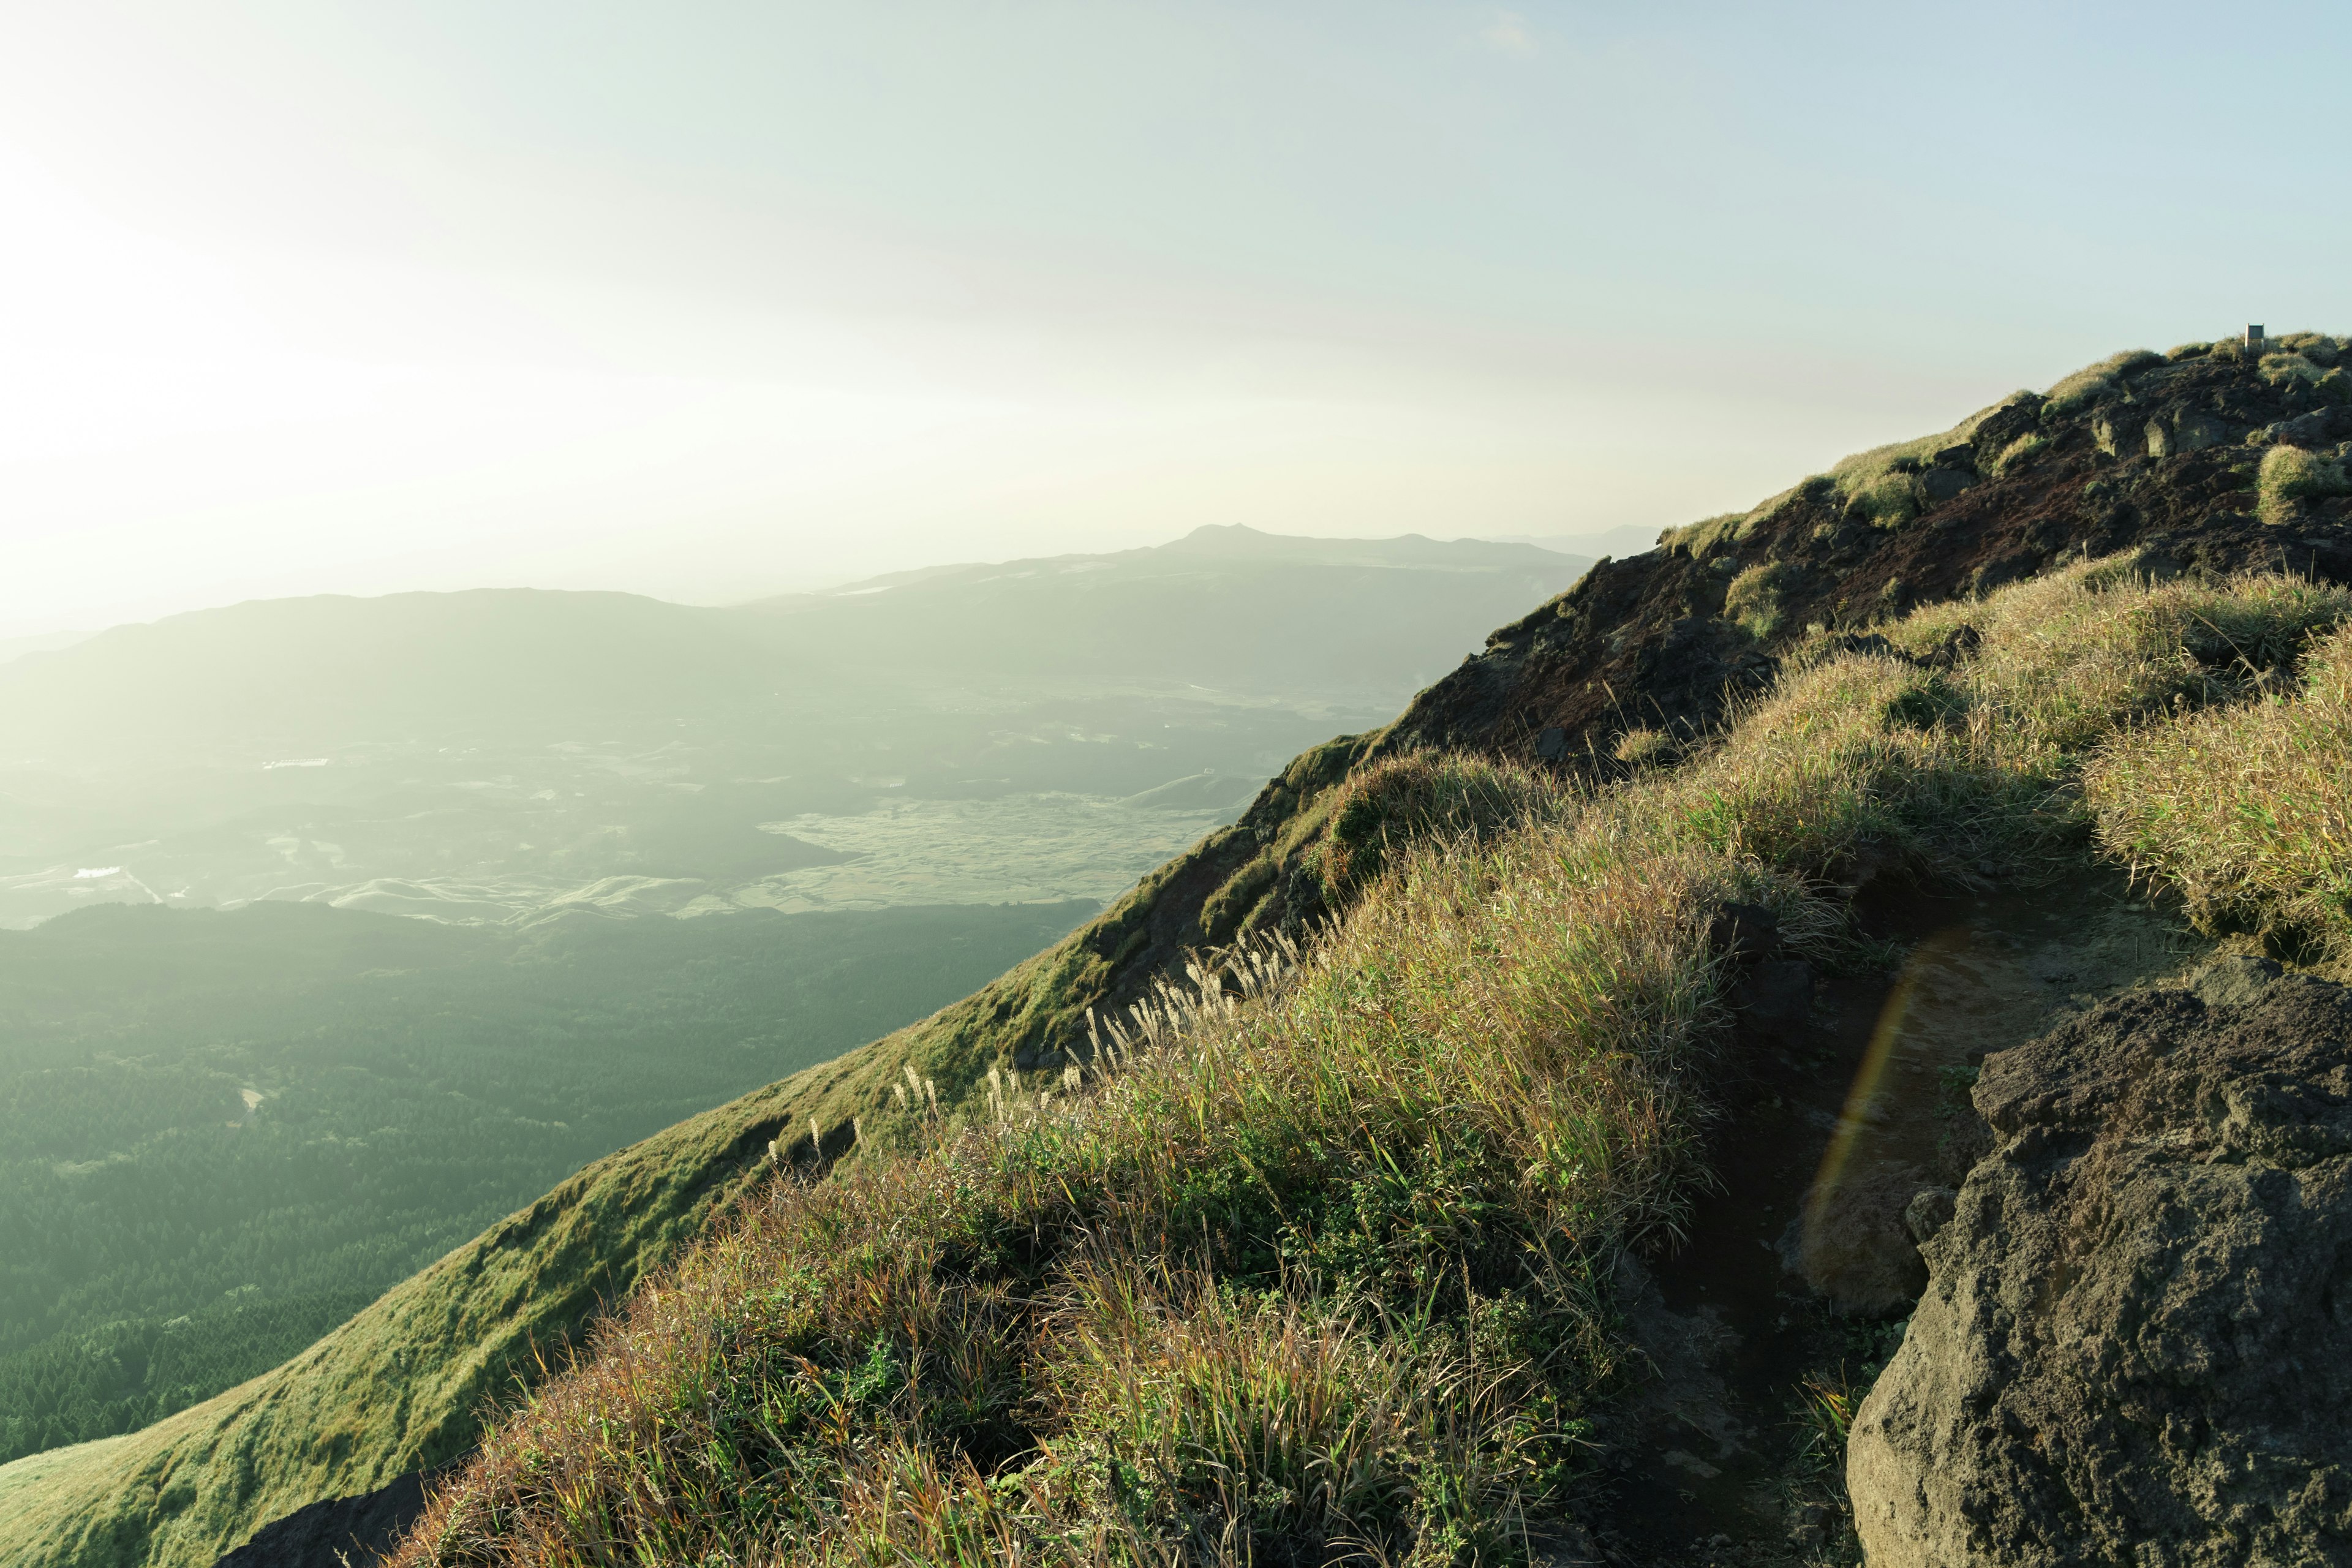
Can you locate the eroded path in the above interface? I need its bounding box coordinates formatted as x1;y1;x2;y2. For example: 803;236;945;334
1586;870;2206;1566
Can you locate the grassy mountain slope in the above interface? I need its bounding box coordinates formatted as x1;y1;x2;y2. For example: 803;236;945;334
391;559;2352;1566
10;334;2352;1564
0;898;1093;1463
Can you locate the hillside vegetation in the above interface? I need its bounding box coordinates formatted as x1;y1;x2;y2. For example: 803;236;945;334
0;899;1088;1465
388;560;2352;1565
11;336;2352;1566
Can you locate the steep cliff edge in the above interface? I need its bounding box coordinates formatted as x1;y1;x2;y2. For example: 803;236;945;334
9;334;2351;1567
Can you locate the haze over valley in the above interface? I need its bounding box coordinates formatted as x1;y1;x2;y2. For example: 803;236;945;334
0;526;1588;930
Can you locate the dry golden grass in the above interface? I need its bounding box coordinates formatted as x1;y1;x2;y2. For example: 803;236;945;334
2089;623;2352;949
391;557;2352;1568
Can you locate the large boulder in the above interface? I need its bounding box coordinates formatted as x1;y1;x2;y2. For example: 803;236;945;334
1847;959;2352;1566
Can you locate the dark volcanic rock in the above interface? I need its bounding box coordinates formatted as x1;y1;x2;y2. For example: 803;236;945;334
1847;963;2352;1566
1368;353;2352;794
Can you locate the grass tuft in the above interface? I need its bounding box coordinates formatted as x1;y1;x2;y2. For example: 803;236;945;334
2088;623;2352;949
1724;560;1801;639
2045;349;2162;415
2257;443;2351;526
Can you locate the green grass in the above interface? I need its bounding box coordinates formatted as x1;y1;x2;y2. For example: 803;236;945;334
2043;349;2162;416
1724;559;1801;638
383;557;2352;1567
2256;443;2351;526
2089;623;2352;951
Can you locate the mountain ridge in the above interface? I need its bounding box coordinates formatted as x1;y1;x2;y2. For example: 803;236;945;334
10;334;2351;1566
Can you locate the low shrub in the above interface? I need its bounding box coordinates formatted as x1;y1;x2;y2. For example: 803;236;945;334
1848;471;1920;530
1991;432;2048;476
2088;624;2352;950
2261;352;2328;388
1319;751;1556;894
2045;349;2162;415
2275;331;2342;366
2256;444;2351;526
1656;511;1750;557
1724;559;1801;639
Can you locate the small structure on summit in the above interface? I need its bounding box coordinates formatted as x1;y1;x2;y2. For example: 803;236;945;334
2247;323;2266;351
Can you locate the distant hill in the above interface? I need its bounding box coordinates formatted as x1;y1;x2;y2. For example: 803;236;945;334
1472;522;1660;559
0;630;92;668
741;524;1587;694
0;527;1586;765
0;528;1591;930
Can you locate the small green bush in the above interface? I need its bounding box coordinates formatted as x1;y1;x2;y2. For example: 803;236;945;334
1321;751;1556;894
2261;352;2328;390
1657;511;1749;556
1724;559;1801;639
2256;444;2351;526
1850;470;1920;529
1991;432;2048;475
2276;331;2341;366
2045;349;2162;415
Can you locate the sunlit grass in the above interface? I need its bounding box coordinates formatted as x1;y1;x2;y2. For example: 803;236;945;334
394;556;2352;1567
2089;623;2352;951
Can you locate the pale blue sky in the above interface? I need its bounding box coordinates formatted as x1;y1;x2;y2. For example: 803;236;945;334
3;2;2345;635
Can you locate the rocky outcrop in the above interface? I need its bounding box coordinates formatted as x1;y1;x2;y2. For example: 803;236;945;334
1847;958;2352;1565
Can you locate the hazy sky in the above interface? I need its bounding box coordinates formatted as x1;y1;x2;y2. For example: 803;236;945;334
4;2;2347;636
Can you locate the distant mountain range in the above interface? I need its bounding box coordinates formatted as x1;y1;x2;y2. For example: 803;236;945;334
0;526;1597;928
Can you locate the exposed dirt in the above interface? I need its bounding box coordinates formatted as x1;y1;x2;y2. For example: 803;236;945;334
1576;872;2204;1566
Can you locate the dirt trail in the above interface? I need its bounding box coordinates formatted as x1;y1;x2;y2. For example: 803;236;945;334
1589;871;2205;1565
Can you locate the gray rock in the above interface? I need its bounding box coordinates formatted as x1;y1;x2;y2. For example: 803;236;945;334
2266;407;2352;448
2173;410;2230;452
1793;1159;1931;1314
1847;970;2352;1566
1918;466;1975;504
1900;1186;1955;1245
